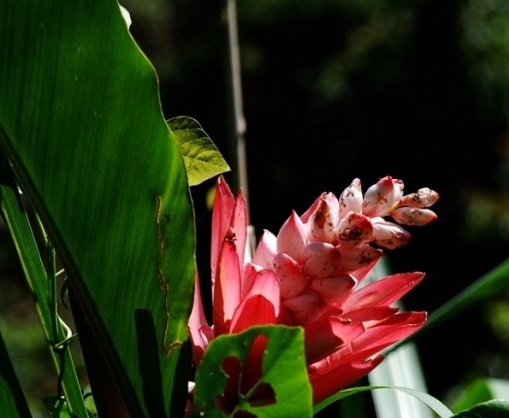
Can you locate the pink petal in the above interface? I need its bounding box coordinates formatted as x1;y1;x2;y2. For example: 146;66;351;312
229;295;277;334
301;192;327;223
371;218;412;249
391;207;437;226
252;229;277;269
340;306;399;324
342;272;425;312
307;193;340;243
213;239;242;335
210;176;248;290
211;176;236;287
273;252;308;299
337;211;373;244
334;311;427;363
277;211;308;264
231;191;248;268
399;187;439;208
304;317;364;364
241;262;262;299
308;275;356;305
303;242;342;279
308;311;425;403
283;292;335;325
336;244;383;274
339;178;363;218
362;176;404;218
309;355;384;404
349;258;381;284
188;275;214;365
230;269;281;333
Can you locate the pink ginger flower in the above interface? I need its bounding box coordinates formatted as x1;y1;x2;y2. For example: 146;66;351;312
188;175;438;409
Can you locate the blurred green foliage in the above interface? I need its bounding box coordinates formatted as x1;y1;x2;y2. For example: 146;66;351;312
461;0;509;115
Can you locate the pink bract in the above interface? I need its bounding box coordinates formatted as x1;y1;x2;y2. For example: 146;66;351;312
188;175;438;408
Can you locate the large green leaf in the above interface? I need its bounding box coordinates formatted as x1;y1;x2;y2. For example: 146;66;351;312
0;1;195;417
193;325;312;418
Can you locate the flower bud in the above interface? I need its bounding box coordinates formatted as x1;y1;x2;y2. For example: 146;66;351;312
339;178;363;218
362;176;404;217
391;207;438;226
399;187;439;208
371;218;412;249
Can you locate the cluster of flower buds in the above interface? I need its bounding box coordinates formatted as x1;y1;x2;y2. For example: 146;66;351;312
251;176;438;325
188;175;438;409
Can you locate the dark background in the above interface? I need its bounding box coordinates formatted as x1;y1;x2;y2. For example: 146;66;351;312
2;0;509;416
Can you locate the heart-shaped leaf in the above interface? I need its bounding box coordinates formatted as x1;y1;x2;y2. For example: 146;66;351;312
168;116;230;186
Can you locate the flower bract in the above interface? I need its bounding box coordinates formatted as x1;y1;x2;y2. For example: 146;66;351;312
188;175;438;410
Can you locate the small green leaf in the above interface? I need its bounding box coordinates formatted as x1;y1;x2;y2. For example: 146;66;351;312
452;399;509;417
168;116;230;186
313;386;453;418
193;325;312;418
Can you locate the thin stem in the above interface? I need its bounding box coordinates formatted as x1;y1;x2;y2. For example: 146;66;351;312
0;161;89;418
226;0;250;220
46;239;59;344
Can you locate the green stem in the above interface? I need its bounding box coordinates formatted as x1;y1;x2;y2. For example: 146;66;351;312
46;238;59;345
0;160;89;418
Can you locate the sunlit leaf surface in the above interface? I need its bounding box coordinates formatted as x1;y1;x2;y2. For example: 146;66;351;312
0;1;195;416
193;325;312;418
168;116;230;186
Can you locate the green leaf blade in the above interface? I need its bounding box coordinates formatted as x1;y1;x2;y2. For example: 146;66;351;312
193;325;312;418
0;1;196;416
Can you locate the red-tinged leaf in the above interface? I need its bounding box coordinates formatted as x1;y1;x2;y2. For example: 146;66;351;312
192;325;312;418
